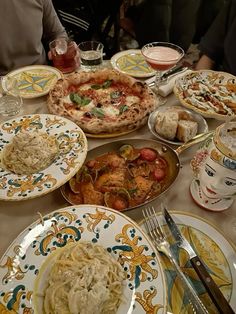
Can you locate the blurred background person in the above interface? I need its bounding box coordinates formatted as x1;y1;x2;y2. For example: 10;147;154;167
195;0;236;75
122;0;225;52
0;0;67;76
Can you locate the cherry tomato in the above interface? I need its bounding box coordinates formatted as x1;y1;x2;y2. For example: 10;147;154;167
140;148;157;162
113;199;127;211
153;168;166;181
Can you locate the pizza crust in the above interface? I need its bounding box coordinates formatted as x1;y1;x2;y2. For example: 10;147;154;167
48;69;157;134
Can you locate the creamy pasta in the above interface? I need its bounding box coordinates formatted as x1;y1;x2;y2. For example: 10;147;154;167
43;242;125;314
2;131;59;175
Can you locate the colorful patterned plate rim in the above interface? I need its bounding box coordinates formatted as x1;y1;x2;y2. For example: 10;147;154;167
148;105;209;146
0;204;167;314
173;70;236;120
2;65;63;99
140;211;236;313
0;114;87;201
111;49;156;78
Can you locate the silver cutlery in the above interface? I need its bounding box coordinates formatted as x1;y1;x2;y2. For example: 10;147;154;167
163;205;235;314
145;66;188;87
142;206;209;314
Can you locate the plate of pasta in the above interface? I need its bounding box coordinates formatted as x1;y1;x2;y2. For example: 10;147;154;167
0;204;167;314
0;114;87;201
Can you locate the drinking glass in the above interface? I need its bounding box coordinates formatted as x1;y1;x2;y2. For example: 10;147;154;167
0;77;22;118
49;38;80;73
78;41;104;70
141;42;184;92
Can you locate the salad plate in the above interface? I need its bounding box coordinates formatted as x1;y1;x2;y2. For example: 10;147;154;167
0;114;87;201
0;205;167;313
111;49;156;78
2;65;62;98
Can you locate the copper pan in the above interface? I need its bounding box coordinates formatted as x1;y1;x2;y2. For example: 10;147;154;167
61;132;213;212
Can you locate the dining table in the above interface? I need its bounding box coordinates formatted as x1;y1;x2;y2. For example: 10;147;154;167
0;68;235;259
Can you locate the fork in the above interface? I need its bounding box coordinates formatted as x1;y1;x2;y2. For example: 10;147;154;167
142;206;209;314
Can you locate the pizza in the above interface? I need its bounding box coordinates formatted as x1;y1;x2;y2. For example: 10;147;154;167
174;70;236;119
47;69;157;134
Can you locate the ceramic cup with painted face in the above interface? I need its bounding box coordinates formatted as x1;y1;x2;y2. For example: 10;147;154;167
190;122;236;211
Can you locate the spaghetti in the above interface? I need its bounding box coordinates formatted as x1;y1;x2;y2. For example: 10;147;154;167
42;241;125;314
2;131;59;175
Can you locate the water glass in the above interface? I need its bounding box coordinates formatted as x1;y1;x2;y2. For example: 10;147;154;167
49;38;80;73
0;77;22;117
78;41;104;70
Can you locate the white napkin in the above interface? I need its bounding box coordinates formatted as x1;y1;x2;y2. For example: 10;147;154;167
146;69;192;97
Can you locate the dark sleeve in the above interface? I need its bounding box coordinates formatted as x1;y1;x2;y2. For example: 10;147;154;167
198;0;231;63
42;0;67;44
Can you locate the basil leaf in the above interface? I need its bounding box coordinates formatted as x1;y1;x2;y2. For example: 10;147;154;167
91;84;101;90
102;79;113;89
119;105;129;114
70;93;91;106
110;91;122;99
91;107;105;118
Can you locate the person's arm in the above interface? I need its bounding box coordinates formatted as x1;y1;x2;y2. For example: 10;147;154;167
196;0;230;68
42;0;68;44
195;54;215;70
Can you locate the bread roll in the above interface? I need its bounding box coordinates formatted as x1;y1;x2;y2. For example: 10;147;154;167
176;120;198;142
155;111;178;140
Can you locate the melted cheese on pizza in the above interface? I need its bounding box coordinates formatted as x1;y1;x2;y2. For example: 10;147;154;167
64;79;142;120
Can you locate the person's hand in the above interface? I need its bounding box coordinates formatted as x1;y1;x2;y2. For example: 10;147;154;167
48;51;52;60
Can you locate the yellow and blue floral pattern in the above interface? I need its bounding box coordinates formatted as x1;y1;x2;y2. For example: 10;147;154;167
0;114;87;201
2;65;62;98
111;50;155;78
0;205;167;314
141;212;236;313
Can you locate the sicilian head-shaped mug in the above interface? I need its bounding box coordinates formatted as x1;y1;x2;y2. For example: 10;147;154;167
190;121;236;211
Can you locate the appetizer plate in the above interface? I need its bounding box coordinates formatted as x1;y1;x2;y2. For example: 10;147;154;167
61;138;180;211
148;105;208;146
2;65;63;98
111;49;156;78
0;205;167;314
0;114;87;201
174;70;236;120
140;211;236;313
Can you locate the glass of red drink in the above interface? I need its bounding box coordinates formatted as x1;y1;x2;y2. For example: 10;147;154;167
141;42;184;91
49;38;80;73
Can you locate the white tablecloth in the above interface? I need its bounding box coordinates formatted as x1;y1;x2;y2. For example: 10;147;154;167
0;89;235;258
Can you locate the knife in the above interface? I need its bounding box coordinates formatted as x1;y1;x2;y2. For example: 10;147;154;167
163;206;235;314
161;64;188;81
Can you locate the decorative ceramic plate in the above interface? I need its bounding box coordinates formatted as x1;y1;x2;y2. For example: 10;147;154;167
111;49;156;78
140;211;236;313
0;114;87;201
148;105;208;146
2;65;63;98
173;70;236;120
0;205;167;313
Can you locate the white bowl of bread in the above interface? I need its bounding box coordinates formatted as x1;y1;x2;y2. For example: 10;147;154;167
148;105;208;145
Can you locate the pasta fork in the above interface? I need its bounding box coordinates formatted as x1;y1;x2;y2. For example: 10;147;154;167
142;206;209;314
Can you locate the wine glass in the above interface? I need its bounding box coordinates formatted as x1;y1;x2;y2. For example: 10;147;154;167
141;42;184;92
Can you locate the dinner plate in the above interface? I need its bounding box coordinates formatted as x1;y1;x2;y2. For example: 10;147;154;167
2;65;63;98
0;205;167;313
0;114;87;201
148;105;209;146
140;211;236;313
111;49;156;78
173;70;236;120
